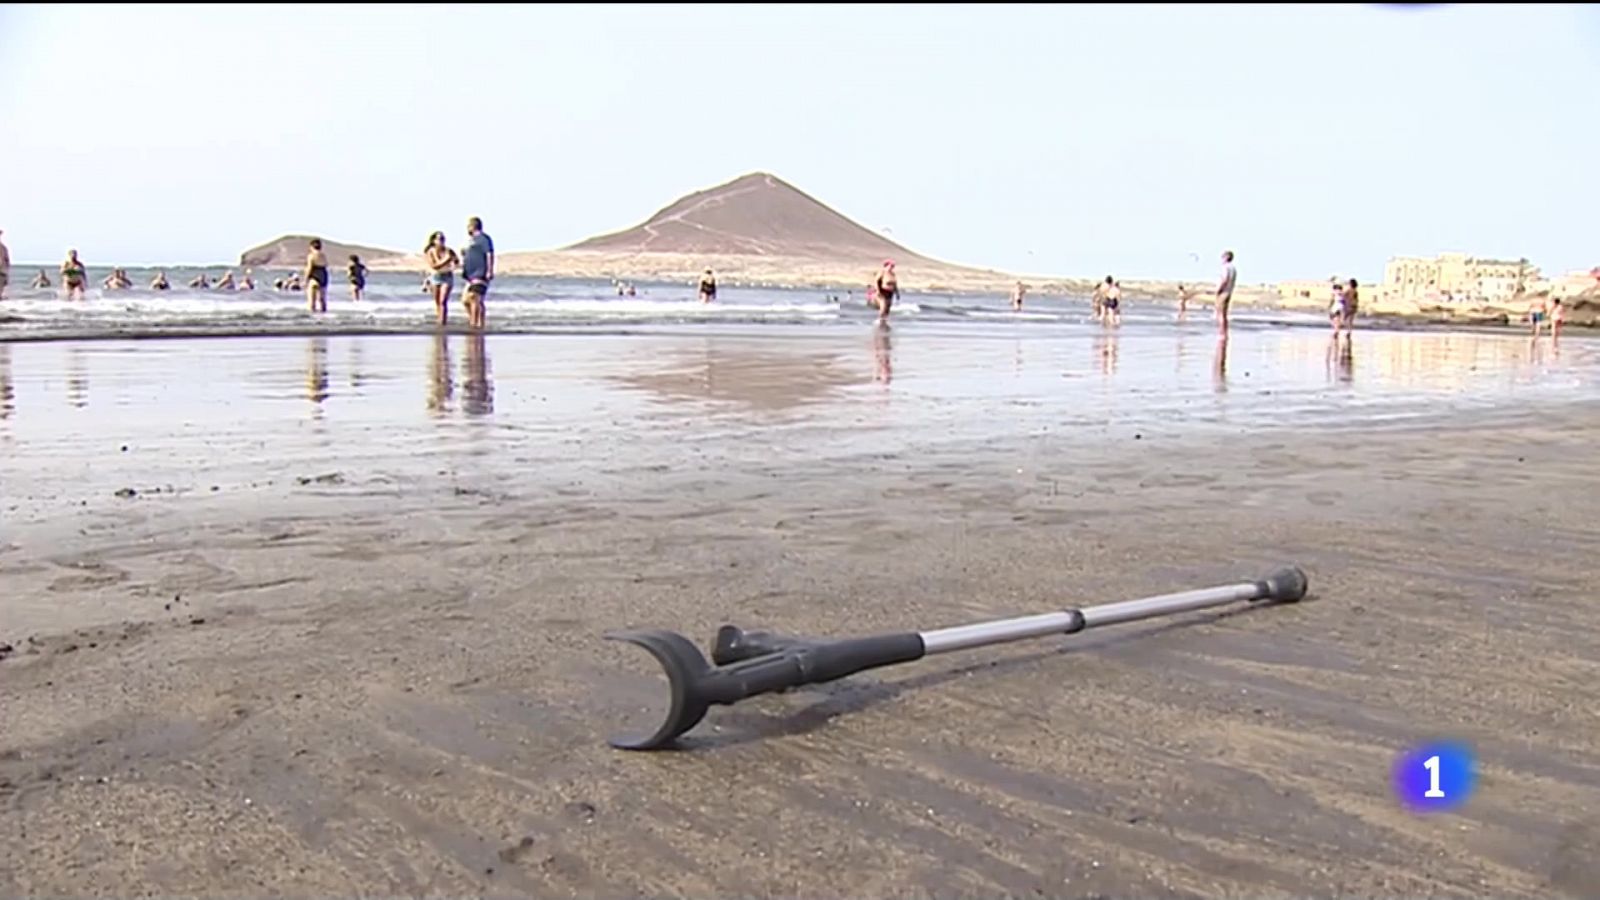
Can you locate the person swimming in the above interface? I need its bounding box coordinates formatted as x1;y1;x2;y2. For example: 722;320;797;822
101;268;132;291
31;270;51;289
304;239;329;313
60;250;88;301
872;260;898;322
150;270;170;290
698;268;717;304
424;230;458;326
215;270;236;291
239;269;256;291
348;254;368;301
188;272;210;289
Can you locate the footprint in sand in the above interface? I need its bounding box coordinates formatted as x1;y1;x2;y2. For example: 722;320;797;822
46;560;131;592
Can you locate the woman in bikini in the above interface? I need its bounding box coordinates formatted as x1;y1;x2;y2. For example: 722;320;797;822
424;231;459;326
304;239;330;313
60;250;88;301
872;260;898;323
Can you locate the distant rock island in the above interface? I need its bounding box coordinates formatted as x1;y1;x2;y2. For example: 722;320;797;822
239;235;401;269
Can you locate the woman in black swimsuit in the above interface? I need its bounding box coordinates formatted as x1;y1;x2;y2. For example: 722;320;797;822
304;238;330;313
873;260;898;322
698;268;717;304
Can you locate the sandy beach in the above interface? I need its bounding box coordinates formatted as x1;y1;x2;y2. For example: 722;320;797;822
2;325;1599;897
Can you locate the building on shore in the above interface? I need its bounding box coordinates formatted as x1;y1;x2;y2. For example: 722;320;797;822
1382;252;1539;304
1530;268;1600;300
1275;277;1383;309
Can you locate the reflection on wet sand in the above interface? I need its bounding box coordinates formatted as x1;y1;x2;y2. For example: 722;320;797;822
1095;331;1119;376
67;347;88;409
348;339;369;390
1213;334;1229;393
0;344;12;428
428;332;453;416
615;337;858;416
1326;334;1355;385
461;333;493;417
306;338;330;414
874;324;893;384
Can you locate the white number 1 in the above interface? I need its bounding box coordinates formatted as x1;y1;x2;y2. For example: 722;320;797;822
1424;755;1445;798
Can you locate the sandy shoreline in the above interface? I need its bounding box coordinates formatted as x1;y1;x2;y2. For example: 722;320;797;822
2;331;1598;896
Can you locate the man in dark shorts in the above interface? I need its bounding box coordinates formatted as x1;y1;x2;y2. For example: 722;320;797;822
462;216;495;329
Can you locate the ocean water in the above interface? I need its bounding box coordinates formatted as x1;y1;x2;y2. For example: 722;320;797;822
0;268;1323;339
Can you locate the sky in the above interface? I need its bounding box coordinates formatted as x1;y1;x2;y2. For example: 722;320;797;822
1;3;1596;282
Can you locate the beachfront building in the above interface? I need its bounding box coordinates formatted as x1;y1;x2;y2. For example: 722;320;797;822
1535;268;1600;300
1276;278;1386;308
1382;252;1539;305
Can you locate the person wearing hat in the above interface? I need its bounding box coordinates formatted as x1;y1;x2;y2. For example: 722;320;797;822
872;259;898;323
698;268;717;304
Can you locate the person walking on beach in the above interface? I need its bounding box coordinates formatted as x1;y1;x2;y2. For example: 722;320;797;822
60;249;88;301
348;255;368;301
1528;294;1548;338
1011;280;1026;311
1091;276;1112;322
1329;278;1347;335
424;231;459;326
698;268;717;304
1551;295;1566;341
304;239;330;313
1105;279;1124;326
1177;283;1189;319
872;260;898;323
462;217;494;330
1215;250;1238;334
0;229;10;300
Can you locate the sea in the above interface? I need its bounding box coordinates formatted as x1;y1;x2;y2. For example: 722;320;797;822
0;267;1322;339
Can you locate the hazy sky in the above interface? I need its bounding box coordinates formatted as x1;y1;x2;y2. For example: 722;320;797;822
2;3;1596;281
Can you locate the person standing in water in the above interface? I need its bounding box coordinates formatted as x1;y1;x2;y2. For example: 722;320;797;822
461;217;494;330
1215;250;1238;334
150;270;170;290
1328;278;1347;336
1010;280;1026;311
871;260;898;323
424;231;459;326
304;239;330;313
60;249;88;301
1528;294;1548;338
0;229;10;300
348;255;368;301
1103;278;1123;326
1551;295;1566;341
1091;276;1112;322
1176;283;1189;318
698;268;717;304
1342;278;1360;333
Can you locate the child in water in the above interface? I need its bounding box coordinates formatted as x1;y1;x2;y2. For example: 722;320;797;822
348;255;368;301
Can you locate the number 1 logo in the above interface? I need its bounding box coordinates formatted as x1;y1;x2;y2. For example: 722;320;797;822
1394;742;1476;812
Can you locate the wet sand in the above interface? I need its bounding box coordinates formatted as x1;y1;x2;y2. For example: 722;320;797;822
2;326;1599;897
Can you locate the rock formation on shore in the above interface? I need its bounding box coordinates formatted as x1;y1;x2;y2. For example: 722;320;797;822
239;235;401;269
565;172;936;264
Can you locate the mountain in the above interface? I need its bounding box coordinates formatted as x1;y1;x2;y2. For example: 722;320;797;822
564;172;935;264
239;235;402;269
